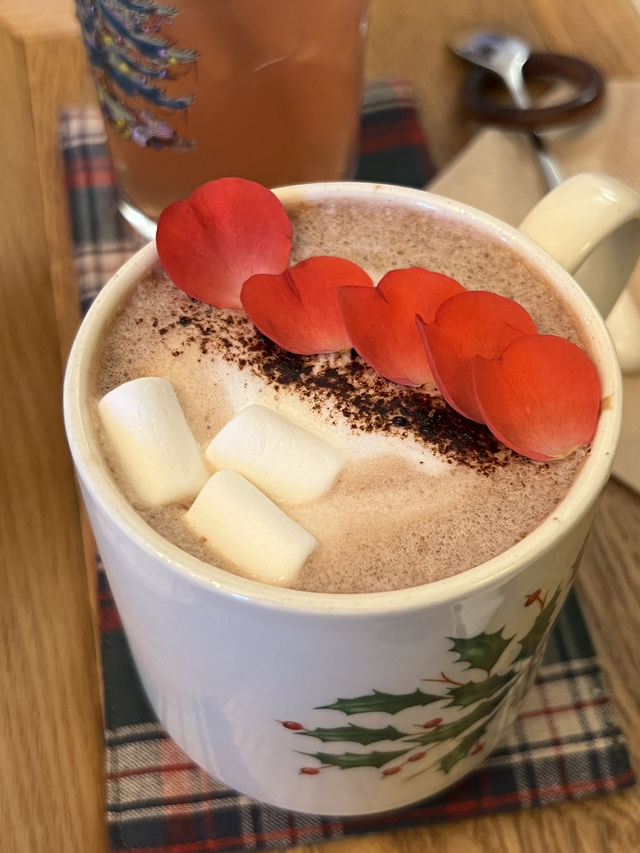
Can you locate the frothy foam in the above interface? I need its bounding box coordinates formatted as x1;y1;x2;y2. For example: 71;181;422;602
92;198;589;593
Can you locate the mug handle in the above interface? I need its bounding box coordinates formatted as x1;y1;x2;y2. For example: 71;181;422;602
518;173;640;372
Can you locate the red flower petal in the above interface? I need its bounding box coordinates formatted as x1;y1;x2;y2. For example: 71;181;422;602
416;291;537;422
472;334;601;461
338;268;465;385
156;177;292;309
241;256;373;354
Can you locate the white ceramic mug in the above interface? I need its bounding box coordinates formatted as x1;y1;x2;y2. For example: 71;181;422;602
64;175;638;815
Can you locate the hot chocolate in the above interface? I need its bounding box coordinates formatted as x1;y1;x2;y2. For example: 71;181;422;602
92;196;589;593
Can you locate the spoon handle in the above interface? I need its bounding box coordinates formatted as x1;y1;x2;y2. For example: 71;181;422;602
527;131;563;189
502;63;564;190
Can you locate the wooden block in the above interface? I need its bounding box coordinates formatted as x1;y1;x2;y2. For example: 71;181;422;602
0;4;106;852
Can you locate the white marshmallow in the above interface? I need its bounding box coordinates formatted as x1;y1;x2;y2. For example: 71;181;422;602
186;470;317;585
98;377;209;506
205;404;344;503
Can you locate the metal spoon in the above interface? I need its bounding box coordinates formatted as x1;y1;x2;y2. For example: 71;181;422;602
450;30;563;190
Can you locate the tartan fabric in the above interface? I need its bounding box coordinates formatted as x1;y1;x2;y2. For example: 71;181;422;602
61;82;634;852
99;571;634;851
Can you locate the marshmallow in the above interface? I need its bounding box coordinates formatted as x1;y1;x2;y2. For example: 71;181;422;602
98;377;209;506
186;469;317;585
205;404;344;503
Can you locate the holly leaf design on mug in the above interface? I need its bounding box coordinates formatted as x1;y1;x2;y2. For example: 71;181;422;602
439;723;489;774
514;585;563;662
296;724;408;745
285;585;567;779
409;688;511;747
443;671;517;708
299;750;412;771
316;688;443;716
447;628;514;674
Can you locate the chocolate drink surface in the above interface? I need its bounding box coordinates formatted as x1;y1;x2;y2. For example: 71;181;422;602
93;197;590;593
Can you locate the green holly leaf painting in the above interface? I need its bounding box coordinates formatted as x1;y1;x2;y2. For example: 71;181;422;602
439;722;489;774
514;586;562;662
410;687;509;746
296;724;409;745
444;671;516;708
300;749;411;770
317;688;443;716
448;628;514;673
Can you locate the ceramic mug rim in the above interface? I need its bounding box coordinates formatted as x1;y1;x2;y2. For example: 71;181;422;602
63;181;623;616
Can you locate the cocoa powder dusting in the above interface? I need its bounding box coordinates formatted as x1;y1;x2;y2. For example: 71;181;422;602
143;287;510;474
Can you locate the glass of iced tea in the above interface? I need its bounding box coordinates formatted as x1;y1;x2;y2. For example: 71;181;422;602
76;0;369;232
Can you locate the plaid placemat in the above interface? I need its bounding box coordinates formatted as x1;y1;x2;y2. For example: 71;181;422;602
61;82;635;852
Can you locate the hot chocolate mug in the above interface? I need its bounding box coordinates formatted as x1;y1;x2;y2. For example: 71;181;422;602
64;175;638;814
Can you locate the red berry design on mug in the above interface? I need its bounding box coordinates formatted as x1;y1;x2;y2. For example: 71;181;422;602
418;717;443;730
524;589;547;610
281;585;563;781
408;751;427;762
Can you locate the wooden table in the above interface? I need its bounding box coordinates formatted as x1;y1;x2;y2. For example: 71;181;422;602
1;2;639;851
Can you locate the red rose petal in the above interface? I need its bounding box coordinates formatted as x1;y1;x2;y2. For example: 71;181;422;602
473;334;601;461
417;291;538;422
241;256;373;354
338;268;465;385
156;177;292;309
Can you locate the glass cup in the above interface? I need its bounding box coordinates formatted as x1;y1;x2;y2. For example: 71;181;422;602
76;0;369;231
64;176;639;815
